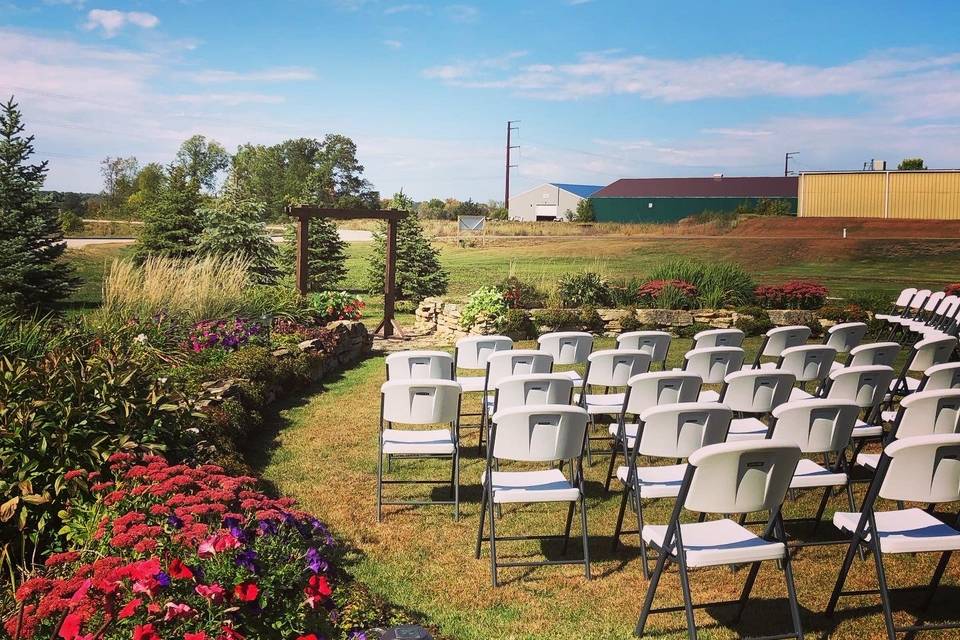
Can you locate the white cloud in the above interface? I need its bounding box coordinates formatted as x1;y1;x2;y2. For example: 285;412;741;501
187;67;317;83
83;9;159;37
446;4;478;22
384;3;430;15
173;93;285;106
43;0;85;7
383;39;403;49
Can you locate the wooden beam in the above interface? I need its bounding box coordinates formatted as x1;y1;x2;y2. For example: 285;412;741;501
295;216;309;295
382;218;398;338
286;205;406;221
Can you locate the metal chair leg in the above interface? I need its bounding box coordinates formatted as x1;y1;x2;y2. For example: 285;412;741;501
561;501;575;555
579;492;591;580
475;484;487;559
871;534;897;640
376;449;383;523
635;489;650;580
604;443;619;493
674;533;698;640
826;529;866;616
782;544;805;639
922;551;952;610
634;541;674;636
452;453;460;522
488;487;499;587
733;562;762;622
612;486;629;552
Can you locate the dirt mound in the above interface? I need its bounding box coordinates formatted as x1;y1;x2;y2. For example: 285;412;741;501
730;216;960;238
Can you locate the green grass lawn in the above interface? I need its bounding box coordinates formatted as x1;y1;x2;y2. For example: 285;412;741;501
254;338;959;640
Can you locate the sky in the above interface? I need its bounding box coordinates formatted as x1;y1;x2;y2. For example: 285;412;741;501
2;0;960;201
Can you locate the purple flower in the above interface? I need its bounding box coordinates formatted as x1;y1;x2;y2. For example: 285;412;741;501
258;519;278;536
305;547;328;574
155;571;171;587
167;514;183;529
236;548;258;573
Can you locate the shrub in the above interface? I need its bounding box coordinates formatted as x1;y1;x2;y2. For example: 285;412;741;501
308;291;365;323
734;306;774;336
556;271;610;308
685;209;738;229
945;283;960;297
819;303;870;324
578;306;606;334
186;318;267;353
497;276;547;309
607;277;643;307
59;210;85;233
647;259;755;307
755;280;828;310
532;308;581;333
619;309;647;332
636;279;697;309
4;453;389;640
845;289;893;314
460;286;508;330
500;308;536;340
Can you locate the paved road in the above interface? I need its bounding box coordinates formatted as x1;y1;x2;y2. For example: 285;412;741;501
65;229;373;248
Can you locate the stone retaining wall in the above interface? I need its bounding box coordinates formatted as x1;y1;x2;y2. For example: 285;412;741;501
415;297;823;340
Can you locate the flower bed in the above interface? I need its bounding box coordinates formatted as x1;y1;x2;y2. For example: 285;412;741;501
6;453;388;639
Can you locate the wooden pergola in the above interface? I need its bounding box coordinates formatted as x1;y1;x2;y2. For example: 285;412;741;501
286;205;407;339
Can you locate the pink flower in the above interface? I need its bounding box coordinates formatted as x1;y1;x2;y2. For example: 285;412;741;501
58;613;83;640
195;583;226;603
163;601;195;621
118;597;142;619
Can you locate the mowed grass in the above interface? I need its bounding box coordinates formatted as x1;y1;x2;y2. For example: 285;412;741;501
256;338;960;640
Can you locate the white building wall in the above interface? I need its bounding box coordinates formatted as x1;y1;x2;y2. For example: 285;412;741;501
508;183;584;221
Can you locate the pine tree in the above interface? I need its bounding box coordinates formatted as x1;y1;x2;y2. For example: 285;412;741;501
279;217;346;291
365;192;448;302
0;96;77;310
134;165;203;262
196;181;279;284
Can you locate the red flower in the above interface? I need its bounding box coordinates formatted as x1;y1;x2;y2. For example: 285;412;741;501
233;581;259;602
118;597;142;619
296;635;319;640
184;634;208;640
304;574;332;609
218;626;245;640
133;624;160;640
168;558;194;580
58;612;83;640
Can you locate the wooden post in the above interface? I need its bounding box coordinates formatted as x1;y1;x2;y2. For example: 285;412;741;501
295;215;309;295
383;218;398;338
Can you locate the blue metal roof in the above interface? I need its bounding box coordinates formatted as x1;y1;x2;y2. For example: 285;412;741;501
550;183;604;198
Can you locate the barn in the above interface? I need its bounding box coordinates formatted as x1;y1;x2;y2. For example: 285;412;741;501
590;176;798;222
508;183;603;221
798;170;960;219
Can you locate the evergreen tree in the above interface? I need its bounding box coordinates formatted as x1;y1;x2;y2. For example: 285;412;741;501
279;217;346;291
365;192;448;302
0;96;77;310
196;182;279;283
134;165;203;262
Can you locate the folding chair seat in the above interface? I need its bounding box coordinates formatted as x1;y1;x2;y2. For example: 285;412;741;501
878;289;930;335
385;350;455;380
453;335;512;392
609;402;732;575
891;291;945;331
748;325;812;369
826;434;960;639
537;331;593;387
900;295;956;336
475;404;591;586
477;350;554;451
377;379;462;522
718;369;795;441
678;346;744;402
634;440;804;640
830;341;900;373
824;321;868;355
617;330;671;370
689;327;745;350
603;371;703;492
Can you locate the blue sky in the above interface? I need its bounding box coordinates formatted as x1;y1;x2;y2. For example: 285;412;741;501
2;0;960;200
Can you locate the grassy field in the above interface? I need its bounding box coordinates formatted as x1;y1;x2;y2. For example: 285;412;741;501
253;339;959;640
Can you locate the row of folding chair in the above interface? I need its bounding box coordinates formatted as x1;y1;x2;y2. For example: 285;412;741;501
876;287;960;342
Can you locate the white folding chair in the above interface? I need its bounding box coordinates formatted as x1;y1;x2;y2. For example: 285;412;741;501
822;365;897;443
689;327;745;350
826;434;960;639
377;379;462;522
888;336;957;400
919;362;960;391
719;369;796;441
830;341;901;373
490;373;574;414
454;335;513;392
873;288;919;332
603;371;704;492
679;346;745;402
478;350;554;452
765;399;860;543
618;330;672;370
610;402;732;576
763;344;837;400
824;322;868;355
475;404;591;586
749;325;812;369
385;350;455;381
537;331;594;387
576;349;652;464
900;295;958;339
887;291;946;341
634;440;804;640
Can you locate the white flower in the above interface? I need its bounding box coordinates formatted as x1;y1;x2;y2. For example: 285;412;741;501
134;333;148;344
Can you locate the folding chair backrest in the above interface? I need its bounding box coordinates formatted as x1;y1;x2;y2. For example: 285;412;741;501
847;342;900;368
494;374;574;411
895;389;960;439
455;335;513;370
930;295;958;323
385;351;454;380
770;399;860;454
624;371;703;415
909;289;933;311
720;370;796;414
825;322;867;354
490;405;589;462
636;402;732;459
892;287;918;309
879;434;960;504
826;365;896;410
777;345;837;384
760;325;812;358
685;441;802;514
585;349;652;388
683;347;745;384
922;362;960;391
486;350;553;389
923;291;947;313
537;331;594;365
380;379;461;424
692;328;745;349
907;336;958;373
617;331;671;363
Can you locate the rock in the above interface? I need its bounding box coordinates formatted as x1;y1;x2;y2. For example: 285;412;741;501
768;309;817;326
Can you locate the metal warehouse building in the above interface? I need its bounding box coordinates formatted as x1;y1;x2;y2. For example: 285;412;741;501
799;170;960;219
508;183;603;221
590;176;798;222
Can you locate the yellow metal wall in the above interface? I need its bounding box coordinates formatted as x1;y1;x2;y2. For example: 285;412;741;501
799;171;960;219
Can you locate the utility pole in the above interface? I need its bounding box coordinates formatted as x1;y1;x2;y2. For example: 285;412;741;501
505;120;520;209
784;151;799;177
